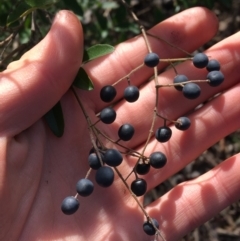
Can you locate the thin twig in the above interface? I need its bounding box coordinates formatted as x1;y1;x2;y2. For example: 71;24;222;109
156;79;209;88
0;33;14;47
112;63;144;86
147;32;192;56
71;86;105;166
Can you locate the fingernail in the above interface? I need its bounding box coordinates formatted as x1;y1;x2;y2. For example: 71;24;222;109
52;10;76;25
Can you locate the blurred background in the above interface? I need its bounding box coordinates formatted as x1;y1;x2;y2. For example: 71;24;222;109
1;0;240;240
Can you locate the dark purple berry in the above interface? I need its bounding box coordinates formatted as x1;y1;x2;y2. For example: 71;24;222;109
206;59;221;71
175;117;191;131
100;85;117;102
193;53;209;68
143;218;159;236
182;83;201;99
88;152;103;170
131;178;147;196
95;166;114;187
118;123;135;141
149;152;167;169
155;126;172;142
76;178;94;197
61;196;79;215
124;85;140;102
144;52;160;68
173;74;189;91
207;70;224;87
136;162;151;175
104;149;123;167
100;107;116;124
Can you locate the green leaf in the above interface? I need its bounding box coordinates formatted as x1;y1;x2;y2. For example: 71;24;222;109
73;67;94;90
44;101;64;137
82;44;115;63
61;0;83;16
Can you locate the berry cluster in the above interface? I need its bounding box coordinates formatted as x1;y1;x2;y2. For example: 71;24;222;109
61;48;224;239
175;53;224;99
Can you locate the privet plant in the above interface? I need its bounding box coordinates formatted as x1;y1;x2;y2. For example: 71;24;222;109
65;2;224;240
1;1;225;241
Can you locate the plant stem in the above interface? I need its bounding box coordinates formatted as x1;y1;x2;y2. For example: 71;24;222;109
71;86;105;165
147;32;192;56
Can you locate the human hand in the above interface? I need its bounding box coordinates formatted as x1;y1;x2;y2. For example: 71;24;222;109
0;8;239;241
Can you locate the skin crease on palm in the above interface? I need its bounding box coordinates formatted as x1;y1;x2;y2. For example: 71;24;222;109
0;6;239;241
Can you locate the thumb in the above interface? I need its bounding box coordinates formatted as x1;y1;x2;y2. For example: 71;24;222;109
0;10;83;137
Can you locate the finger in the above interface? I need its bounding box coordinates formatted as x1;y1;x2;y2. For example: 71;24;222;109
0;10;83;137
145;154;240;241
80;7;218;113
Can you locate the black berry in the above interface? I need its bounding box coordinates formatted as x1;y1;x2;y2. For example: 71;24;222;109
95;166;114;187
193;53;209;68
131;178;147;196
136;162;151;175
61;196;79;215
88;152;103;170
143;218;159;236
118;123;135;141
104;148;123;167
100;107;116;124
124;85;140;102
173;74;189;91
76;178;94;197
155;126;172;142
144;52;160;68
149;152;167;169
207;70;224;87
175;117;191;131
100;85;117;102
206;59;221;71
182;83;201;99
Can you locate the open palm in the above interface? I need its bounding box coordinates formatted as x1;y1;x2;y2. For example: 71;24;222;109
0;8;240;241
